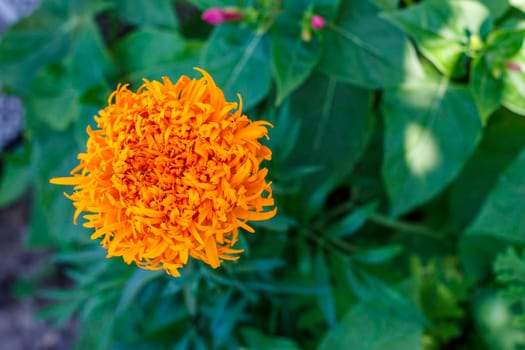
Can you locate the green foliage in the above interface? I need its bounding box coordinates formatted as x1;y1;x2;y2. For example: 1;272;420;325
1;0;525;349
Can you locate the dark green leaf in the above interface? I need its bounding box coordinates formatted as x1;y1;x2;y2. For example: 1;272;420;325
382;76;482;216
28;127;88;248
115;28;186;73
114;0;177;28
320;0;423;88
288;71;374;187
271;13;321;105
449;109;525;229
116;269;163;314
63;19;113;91
315;250;336;327
0;146;31;207
465;147;525;243
283;0;341;20
124;41;203;85
241;328;300;350
352;244;403;265
326;202;378;238
185;0;237;10
200;24;272;110
0;0;110;92
384;0;491;76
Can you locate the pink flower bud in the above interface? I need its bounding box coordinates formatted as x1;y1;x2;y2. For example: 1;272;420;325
311;15;326;30
505;61;522;72
202;7;243;26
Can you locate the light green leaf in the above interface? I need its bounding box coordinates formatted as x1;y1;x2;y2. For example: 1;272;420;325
271;13;321;105
465;147;525;243
471;28;525;121
318;278;423;350
510;0;525;12
480;0;510;18
501;40;525;115
382;76;482;216
320;0;423;88
384;0;491;76
200;24;272;110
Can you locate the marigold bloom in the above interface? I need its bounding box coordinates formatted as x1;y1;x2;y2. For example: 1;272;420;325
50;68;276;277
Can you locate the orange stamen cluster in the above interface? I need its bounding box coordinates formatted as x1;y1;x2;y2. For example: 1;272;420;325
50;68;276;276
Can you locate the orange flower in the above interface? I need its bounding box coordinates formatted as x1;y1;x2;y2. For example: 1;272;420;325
50;68;276;277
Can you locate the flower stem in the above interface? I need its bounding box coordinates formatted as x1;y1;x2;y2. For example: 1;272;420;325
369;213;442;239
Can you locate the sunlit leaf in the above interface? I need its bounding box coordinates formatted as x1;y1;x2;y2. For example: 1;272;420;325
382;76;482;216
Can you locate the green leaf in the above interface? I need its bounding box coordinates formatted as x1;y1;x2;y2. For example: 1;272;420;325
28;127;88;248
241;328;300;350
0;145;31;207
449;109;525;229
326;202;378;238
480;0;510;19
510;0;525;12
200;24;272;110
320;0;423;88
352;245;403;265
315;250;336;327
494;247;525;284
271;13;321;105
124;41;203;85
318;278;423;350
465;147;525;243
115;28;186;73
63;19;113;91
25;66;80;131
471;28;525;121
384;0;491;76
185;0;237;10
0;0;110;92
116;269;164;314
501;39;525;115
382;76;482;216
283;0;341;20
370;0;398;10
113;0;177;28
288;71;374;187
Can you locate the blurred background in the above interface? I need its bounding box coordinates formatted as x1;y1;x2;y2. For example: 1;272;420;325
2;0;525;349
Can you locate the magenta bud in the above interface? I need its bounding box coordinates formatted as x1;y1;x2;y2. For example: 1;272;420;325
202;7;243;25
505;61;522;72
311;15;326;30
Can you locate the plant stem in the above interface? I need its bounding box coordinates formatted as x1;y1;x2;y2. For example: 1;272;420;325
369;213;442;239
